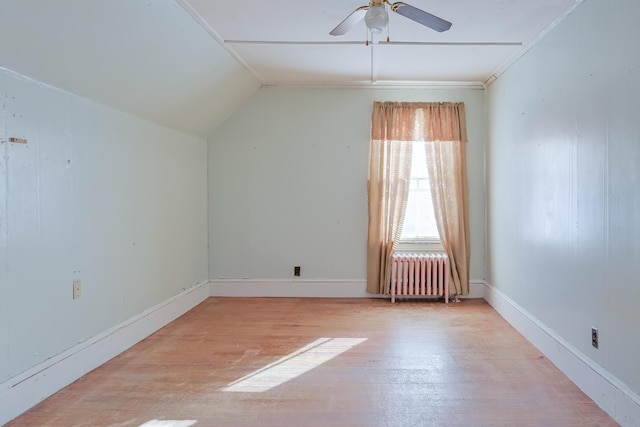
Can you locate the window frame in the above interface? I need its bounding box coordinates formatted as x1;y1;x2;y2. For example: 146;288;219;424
396;238;443;253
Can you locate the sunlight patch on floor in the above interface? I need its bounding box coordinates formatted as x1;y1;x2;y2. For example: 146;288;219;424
221;337;367;393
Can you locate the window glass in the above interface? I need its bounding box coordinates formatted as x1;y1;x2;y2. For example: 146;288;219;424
400;141;440;241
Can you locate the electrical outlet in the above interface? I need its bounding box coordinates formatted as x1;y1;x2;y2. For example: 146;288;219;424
591;327;598;348
73;280;81;299
294;266;301;277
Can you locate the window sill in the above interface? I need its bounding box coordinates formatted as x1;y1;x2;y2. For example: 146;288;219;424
396;240;444;253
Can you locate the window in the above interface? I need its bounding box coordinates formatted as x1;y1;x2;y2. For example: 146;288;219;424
367;101;469;296
400;141;440;244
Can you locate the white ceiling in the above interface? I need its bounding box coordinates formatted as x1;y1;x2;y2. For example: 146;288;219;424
0;0;582;138
178;0;582;87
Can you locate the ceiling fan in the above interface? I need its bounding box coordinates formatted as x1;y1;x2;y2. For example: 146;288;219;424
330;0;452;36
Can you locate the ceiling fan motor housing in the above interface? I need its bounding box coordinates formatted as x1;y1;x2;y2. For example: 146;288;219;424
365;6;389;33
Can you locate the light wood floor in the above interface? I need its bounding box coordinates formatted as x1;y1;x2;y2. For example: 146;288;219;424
7;298;617;427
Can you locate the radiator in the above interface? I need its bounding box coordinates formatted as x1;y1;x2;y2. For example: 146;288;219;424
390;253;449;303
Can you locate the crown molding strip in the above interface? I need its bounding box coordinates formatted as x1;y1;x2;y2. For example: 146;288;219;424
261;81;486;90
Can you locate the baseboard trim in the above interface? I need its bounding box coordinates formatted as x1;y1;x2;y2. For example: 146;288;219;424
466;280;486;299
209;279;486;299
210;279;372;298
482;281;640;427
0;281;210;426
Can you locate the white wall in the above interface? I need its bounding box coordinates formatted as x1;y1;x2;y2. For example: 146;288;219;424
0;68;209;382
208;87;486;286
487;0;640;401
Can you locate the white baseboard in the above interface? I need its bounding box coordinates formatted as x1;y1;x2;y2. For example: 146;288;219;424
0;281;210;426
210;279;372;298
483;281;640;427
465;280;486;299
209;279;486;299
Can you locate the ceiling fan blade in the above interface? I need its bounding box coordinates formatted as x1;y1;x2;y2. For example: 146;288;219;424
391;2;452;32
330;6;368;36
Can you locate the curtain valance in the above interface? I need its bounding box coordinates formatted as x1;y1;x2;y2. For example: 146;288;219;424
371;101;468;143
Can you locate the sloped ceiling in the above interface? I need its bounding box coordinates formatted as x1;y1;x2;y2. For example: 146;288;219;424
0;0;260;138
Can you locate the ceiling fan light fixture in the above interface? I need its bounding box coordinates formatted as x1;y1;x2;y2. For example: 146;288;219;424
364;6;388;34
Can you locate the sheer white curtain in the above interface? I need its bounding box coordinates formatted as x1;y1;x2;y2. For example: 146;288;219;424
424;136;470;295
367;102;470;296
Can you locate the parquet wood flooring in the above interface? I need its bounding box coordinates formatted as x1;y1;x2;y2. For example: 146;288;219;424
6;298;618;426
